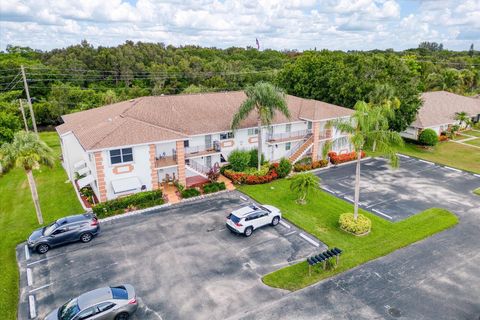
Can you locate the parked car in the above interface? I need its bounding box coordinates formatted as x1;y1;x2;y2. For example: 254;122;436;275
45;284;138;320
28;213;100;254
226;204;281;237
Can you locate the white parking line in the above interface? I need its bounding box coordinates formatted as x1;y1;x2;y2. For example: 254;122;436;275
240;196;248;201
29;295;36;319
29;283;53;294
372;209;393;220
284;231;296;236
27;268;33;286
418;159;435;165
397;154;410;158
474;174;480;178
343;196;354;202
24;245;30;261
298;233;320;247
321;186;336;194
444;166;462;173
279;220;291;229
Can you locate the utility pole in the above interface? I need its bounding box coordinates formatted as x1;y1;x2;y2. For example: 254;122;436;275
21;65;38;135
19;99;29;131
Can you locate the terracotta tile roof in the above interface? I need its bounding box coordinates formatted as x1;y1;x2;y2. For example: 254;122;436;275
412;91;480;128
56;91;353;151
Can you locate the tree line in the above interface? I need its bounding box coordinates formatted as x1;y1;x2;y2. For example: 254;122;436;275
0;40;479;144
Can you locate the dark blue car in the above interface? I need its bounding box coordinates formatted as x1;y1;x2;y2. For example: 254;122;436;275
27;213;100;254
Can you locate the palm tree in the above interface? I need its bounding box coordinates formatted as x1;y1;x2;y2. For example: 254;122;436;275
334;101;403;220
289;173;320;204
454;111;471;129
231;82;290;170
367;84;400;152
0;131;54;224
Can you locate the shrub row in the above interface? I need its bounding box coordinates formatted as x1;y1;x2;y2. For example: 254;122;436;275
293;159;328;172
181;188;201;198
224;163;280;185
203;181;226;194
92;190;164;218
328;151;366;165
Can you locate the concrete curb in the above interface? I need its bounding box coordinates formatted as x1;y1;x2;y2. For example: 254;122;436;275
99;189;234;223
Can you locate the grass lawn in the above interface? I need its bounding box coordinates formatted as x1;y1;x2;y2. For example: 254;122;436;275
239;180;458;291
0;132;82;319
474;188;480;196
396;141;480;174
464;138;480;147
461;130;480;138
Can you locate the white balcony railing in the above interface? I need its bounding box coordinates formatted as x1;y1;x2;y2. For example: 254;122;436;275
185;141;221;156
267;129;312;142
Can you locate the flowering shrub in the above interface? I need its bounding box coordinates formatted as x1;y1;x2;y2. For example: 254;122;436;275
328;151;366;165
339;213;371;235
293;159;328;172
224;164;279;185
439;135;448;142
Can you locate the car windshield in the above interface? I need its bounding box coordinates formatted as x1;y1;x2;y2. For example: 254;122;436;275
43;223;58;236
58;298;80;320
229;214;241;223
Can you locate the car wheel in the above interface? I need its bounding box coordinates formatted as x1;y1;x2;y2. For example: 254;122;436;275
115;312;130;320
36;243;49;254
80;233;93;243
244;227;253;237
271;216;280;226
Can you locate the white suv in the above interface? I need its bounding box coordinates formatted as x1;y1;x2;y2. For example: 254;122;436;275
226;204;282;237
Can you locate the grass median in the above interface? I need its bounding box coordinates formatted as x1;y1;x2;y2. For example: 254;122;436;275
239;179;458;291
0;132;82;319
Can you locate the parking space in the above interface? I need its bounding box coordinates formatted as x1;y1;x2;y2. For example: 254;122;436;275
17;191;323;320
317;156;480;221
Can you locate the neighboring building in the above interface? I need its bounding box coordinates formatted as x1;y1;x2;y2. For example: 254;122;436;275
401;91;480;140
56;91;353;202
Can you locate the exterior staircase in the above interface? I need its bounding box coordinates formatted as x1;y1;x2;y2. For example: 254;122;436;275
186;160;209;178
289;135;314;164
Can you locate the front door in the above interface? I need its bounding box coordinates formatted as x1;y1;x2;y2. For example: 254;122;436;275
205;156;212;168
205;135;212;149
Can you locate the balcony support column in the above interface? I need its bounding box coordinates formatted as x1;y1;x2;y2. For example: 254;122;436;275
176;141;187;186
149;144;159;190
311;122;320;161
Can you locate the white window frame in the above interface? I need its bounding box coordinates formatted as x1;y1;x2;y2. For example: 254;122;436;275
285;142;291;151
220;132;234;140
286;124;291;133
247;128;259;136
109;148;133;166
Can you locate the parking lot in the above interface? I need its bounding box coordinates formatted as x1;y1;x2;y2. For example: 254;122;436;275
317;155;480;221
17;191;323;320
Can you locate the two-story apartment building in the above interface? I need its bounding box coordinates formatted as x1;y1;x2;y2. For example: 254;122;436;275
56;91;353;202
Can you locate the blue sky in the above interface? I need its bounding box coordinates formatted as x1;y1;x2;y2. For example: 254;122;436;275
0;0;479;51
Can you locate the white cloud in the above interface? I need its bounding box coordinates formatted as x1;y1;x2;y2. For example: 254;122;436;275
0;0;478;51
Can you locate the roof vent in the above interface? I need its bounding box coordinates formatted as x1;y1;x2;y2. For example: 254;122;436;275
108;118;112;122
161;94;164;96
129;99;135;102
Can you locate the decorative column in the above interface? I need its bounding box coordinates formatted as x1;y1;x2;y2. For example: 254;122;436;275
176;141;187;186
149;144;159;190
94;151;107;202
311;122;320;161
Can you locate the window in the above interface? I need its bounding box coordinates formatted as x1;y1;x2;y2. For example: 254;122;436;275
109;148;133;165
75;307;97;320
52;228;67;235
97;302;115;313
183;140;189;148
285;142;291;151
307;122;312;130
286;124;291;133
247;128;259;135
220;132;234;140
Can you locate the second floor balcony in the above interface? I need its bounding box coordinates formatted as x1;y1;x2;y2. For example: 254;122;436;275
185;141;221;158
267;129;312;144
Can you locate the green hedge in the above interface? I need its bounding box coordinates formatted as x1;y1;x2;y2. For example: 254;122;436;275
203;181;226;194
181;188;201;198
92;190;164;218
418;128;439;146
